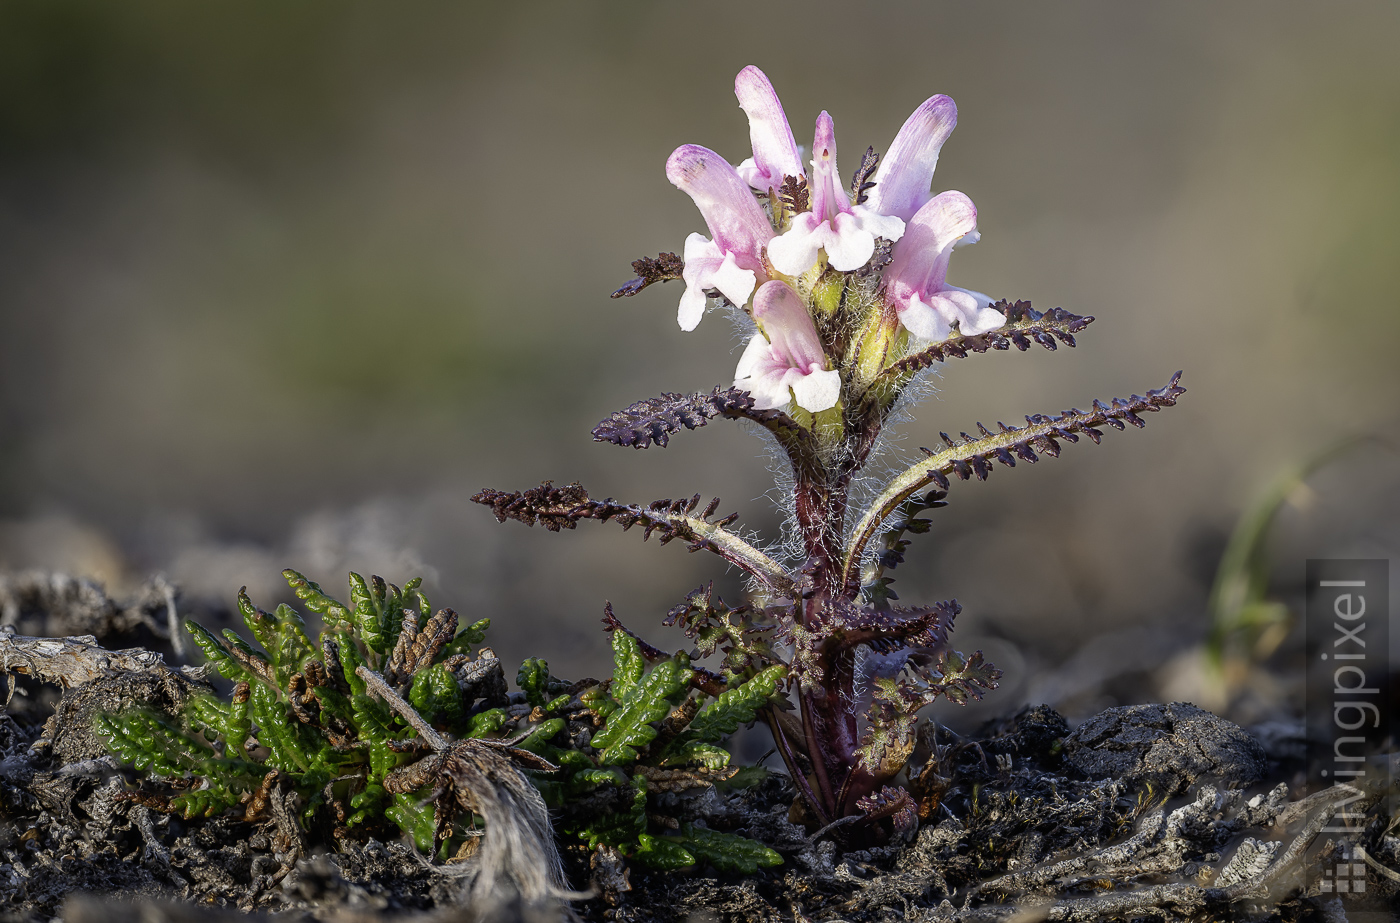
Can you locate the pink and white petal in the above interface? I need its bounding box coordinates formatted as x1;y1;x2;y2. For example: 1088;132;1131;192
864;95;958;223
678;235;725;330
736;157;765;190
751;280;826;370
954;228;981;248
896;292;951;342
677;284;709;332
790;367;841;413
666;145;774;261
941;285;1004;334
735;66;803;193
882;191;977;299
807;111;847;221
710;251;758;307
850;205;906;243
682;231;724;264
734;331;776;382
735;361;796;410
824;212;876;272
766;213;824;276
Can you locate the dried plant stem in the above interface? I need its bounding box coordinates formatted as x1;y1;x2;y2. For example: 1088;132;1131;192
1;628;164;704
354;665;447;752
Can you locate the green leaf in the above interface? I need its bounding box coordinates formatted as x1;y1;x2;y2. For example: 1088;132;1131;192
349;572;387;655
409;662;462;724
610;630;645;700
592;654;692;766
679;823;782;873
171;788;241;820
441;617;490;658
282;568;351;624
465;707;509;739
251;682;309;772
379;582;407;655
684;664;786;744
347;783;388;826
516;718;565;755
662;740;730;770
186;694;249;752
715;765;770;790
385;790;436;853
238;589;279;660
273;603;315;673
577;783;647;848
517;658;551;708
185;620;246;681
570;767;629;789
334;631;368;695
634;833;696;870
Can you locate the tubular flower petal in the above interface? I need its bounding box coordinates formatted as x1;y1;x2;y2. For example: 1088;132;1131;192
734;281;840;413
666;145;774;330
734;65;804;196
767;112;905;276
863;95;958;224
882;191;1003;341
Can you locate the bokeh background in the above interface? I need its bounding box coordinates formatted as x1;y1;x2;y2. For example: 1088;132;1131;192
3;1;1398;735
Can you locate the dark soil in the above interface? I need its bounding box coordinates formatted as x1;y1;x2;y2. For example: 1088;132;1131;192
4;686;1396;923
2;580;1398;922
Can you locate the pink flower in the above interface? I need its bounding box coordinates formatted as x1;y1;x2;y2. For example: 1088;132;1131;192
734;281;841;413
766;111;906;276
734;65;804;198
666;144;775;331
862;95;960;224
881;191;1002;341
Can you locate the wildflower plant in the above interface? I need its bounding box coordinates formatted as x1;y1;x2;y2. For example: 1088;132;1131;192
96;569;784;872
474;66;1185;835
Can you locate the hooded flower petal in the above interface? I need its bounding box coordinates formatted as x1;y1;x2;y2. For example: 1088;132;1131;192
883;190;1000;340
733;281;840;412
667;144;773;260
863;95;958;223
667;145;773;329
767;112;905;275
734;65;804;195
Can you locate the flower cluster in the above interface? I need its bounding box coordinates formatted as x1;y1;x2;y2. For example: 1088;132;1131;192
667;65;1003;413
483;65;1183;838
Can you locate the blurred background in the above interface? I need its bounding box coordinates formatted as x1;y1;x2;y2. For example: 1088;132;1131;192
2;1;1398;736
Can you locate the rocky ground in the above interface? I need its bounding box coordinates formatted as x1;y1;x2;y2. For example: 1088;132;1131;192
3;575;1398;922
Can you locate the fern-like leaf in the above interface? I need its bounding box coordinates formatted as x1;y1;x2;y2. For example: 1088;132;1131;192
282;569;351;624
849;146;879;205
829;600;959;654
611;251;685;298
592;387;752;449
929;649;1001;705
591;385;821;478
843;372;1186;592
591;653;693;765
472;481;794;592
876;301;1095;386
855;785;918;839
678;823;783;873
777;174;809;213
859;487;949;606
681;664;787;745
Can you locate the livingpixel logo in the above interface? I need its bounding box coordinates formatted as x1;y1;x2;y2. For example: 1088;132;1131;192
1305;559;1394;904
